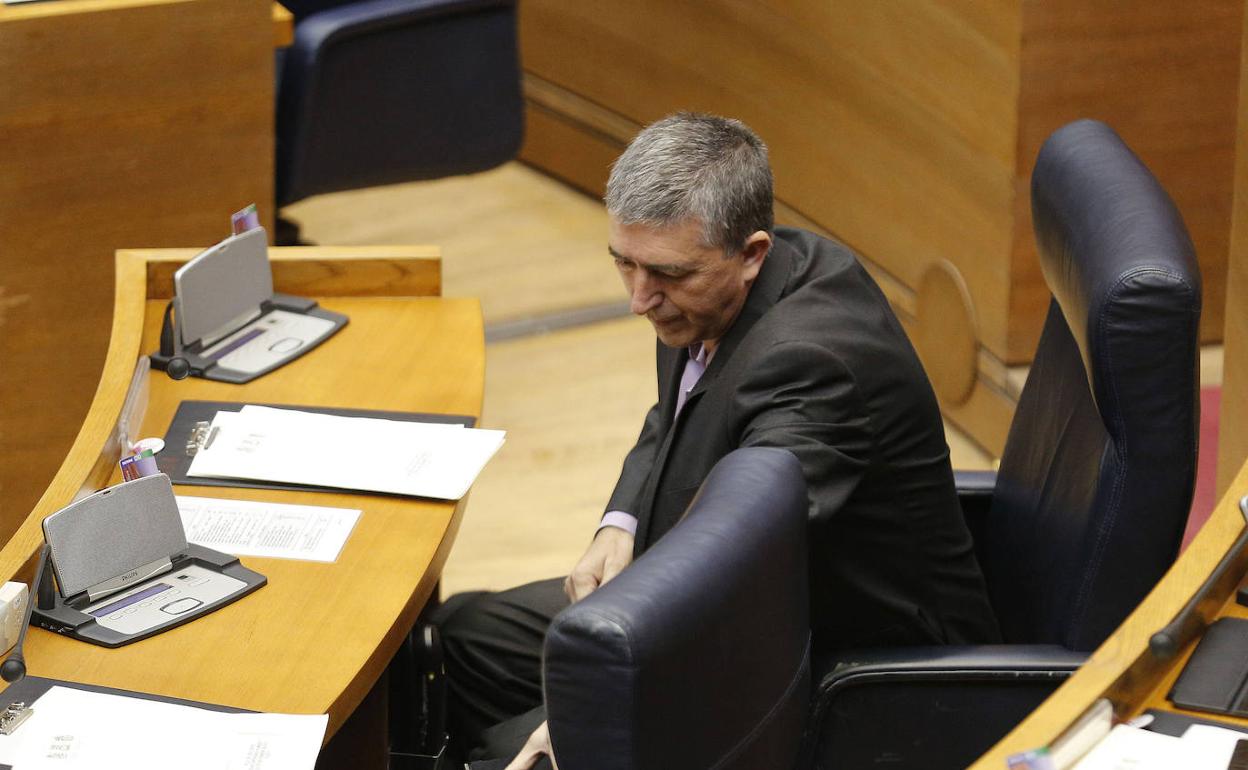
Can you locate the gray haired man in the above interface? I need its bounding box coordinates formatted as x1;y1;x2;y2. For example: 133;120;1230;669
436;113;999;769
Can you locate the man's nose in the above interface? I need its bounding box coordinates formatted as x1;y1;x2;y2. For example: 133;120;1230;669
629;272;662;316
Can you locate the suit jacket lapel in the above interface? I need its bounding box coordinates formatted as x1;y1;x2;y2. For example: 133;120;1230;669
634;238;797;549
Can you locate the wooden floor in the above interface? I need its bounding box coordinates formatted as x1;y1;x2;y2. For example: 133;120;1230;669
284;163;994;594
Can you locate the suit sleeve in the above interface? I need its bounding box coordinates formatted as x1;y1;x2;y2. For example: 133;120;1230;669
604;398;663;515
737;340;873;526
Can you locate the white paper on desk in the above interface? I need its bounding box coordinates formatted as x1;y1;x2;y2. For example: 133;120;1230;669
1070;725;1183;770
175;495;361;563
1177;724;1248;767
187;406;504;500
0;685;326;769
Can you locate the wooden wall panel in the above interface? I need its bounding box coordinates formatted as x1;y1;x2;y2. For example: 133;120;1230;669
0;0;275;537
518;0;1244;454
519;0;1022;358
1012;0;1242;361
1219;3;1248;494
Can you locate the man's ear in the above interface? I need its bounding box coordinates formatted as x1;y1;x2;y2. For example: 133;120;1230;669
740;230;772;282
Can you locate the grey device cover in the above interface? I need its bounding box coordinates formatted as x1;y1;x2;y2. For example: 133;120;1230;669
174;227;273;347
42;474;189;598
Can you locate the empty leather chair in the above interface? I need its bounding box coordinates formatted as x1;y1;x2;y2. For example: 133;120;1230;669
275;0;523;210
542;447;812;770
803;118;1202;769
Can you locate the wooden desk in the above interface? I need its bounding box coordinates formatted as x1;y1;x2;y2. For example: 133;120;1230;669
0;0;285;545
971;461;1248;767
0;246;481;761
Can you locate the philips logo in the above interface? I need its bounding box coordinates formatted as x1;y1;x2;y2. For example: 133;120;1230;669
118;570;140;583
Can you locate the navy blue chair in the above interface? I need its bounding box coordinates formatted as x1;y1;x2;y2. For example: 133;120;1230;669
803;119;1202;769
542;447;812;770
275;0;522;213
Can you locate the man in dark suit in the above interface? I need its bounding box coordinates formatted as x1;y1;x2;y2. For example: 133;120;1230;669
437;113;999;769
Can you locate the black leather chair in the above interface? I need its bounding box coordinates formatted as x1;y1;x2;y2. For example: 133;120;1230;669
802;119;1202;769
275;0;523;212
541;447;812;770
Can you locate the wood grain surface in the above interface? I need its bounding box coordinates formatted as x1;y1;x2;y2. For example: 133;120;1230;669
518;0;1020;355
0;0;279;545
1220;3;1248;497
516;0;1242;455
0;247;483;742
1011;0;1241;360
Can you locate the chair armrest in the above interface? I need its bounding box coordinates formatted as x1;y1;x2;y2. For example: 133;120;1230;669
955;468;997;548
801;645;1085;770
955;468;997;495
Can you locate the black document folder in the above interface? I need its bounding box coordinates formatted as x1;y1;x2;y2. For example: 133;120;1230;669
1143;707;1248;738
1169;617;1248;716
158;400;476;494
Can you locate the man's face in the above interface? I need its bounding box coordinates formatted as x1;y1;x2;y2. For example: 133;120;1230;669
609;218;769;352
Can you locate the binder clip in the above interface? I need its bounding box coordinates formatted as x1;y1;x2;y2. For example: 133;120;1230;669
0;701;33;735
186;421;212;456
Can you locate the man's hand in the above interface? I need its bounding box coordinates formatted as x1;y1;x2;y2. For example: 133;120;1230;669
504;720;559;770
564;527;634;602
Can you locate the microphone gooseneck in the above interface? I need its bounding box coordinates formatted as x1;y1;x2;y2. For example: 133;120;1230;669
1;544;51;684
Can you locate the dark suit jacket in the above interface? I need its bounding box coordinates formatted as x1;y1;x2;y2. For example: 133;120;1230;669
607;227;1000;650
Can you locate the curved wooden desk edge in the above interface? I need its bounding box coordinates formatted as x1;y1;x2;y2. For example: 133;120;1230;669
272;1;292;47
0;252;149;588
971;461;1248;768
0;246;446;583
0;245;461;737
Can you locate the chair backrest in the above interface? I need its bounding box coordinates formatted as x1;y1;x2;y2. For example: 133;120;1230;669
542;448;811;770
276;0;523;206
982;119;1201;651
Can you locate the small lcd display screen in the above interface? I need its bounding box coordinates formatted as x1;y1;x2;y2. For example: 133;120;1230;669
205;327;265;361
88;583;172;618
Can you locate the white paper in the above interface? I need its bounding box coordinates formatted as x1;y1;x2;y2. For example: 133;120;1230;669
176;496;361;563
187;406;504;500
1069;722;1248;770
0;685;326;769
1070;725;1182;770
1176;724;1248;767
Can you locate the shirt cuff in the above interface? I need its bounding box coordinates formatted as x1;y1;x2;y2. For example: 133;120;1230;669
597;510;638;537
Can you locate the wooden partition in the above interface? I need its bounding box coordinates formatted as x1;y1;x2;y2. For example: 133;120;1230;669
517;0;1242;454
0;246;476;764
0;0;279;539
1221;4;1248;495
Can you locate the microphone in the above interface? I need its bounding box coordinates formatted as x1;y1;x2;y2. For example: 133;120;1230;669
2;544;52;684
1149;495;1248;659
158;301;191;381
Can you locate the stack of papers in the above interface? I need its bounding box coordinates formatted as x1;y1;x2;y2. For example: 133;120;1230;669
0;686;327;769
176;496;361;563
1072;723;1248;769
186;406;505;500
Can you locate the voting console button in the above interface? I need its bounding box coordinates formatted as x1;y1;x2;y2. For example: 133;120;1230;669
269;337;303;354
160;598;204;615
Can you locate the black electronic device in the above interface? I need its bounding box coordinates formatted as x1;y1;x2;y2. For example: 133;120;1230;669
1169;617;1248;716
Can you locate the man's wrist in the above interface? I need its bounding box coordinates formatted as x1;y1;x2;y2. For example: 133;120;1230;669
597;510;638;537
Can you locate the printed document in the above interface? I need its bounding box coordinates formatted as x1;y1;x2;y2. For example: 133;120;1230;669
176;496;361;563
186;405;505;499
1070;723;1247;770
0;685;326;769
